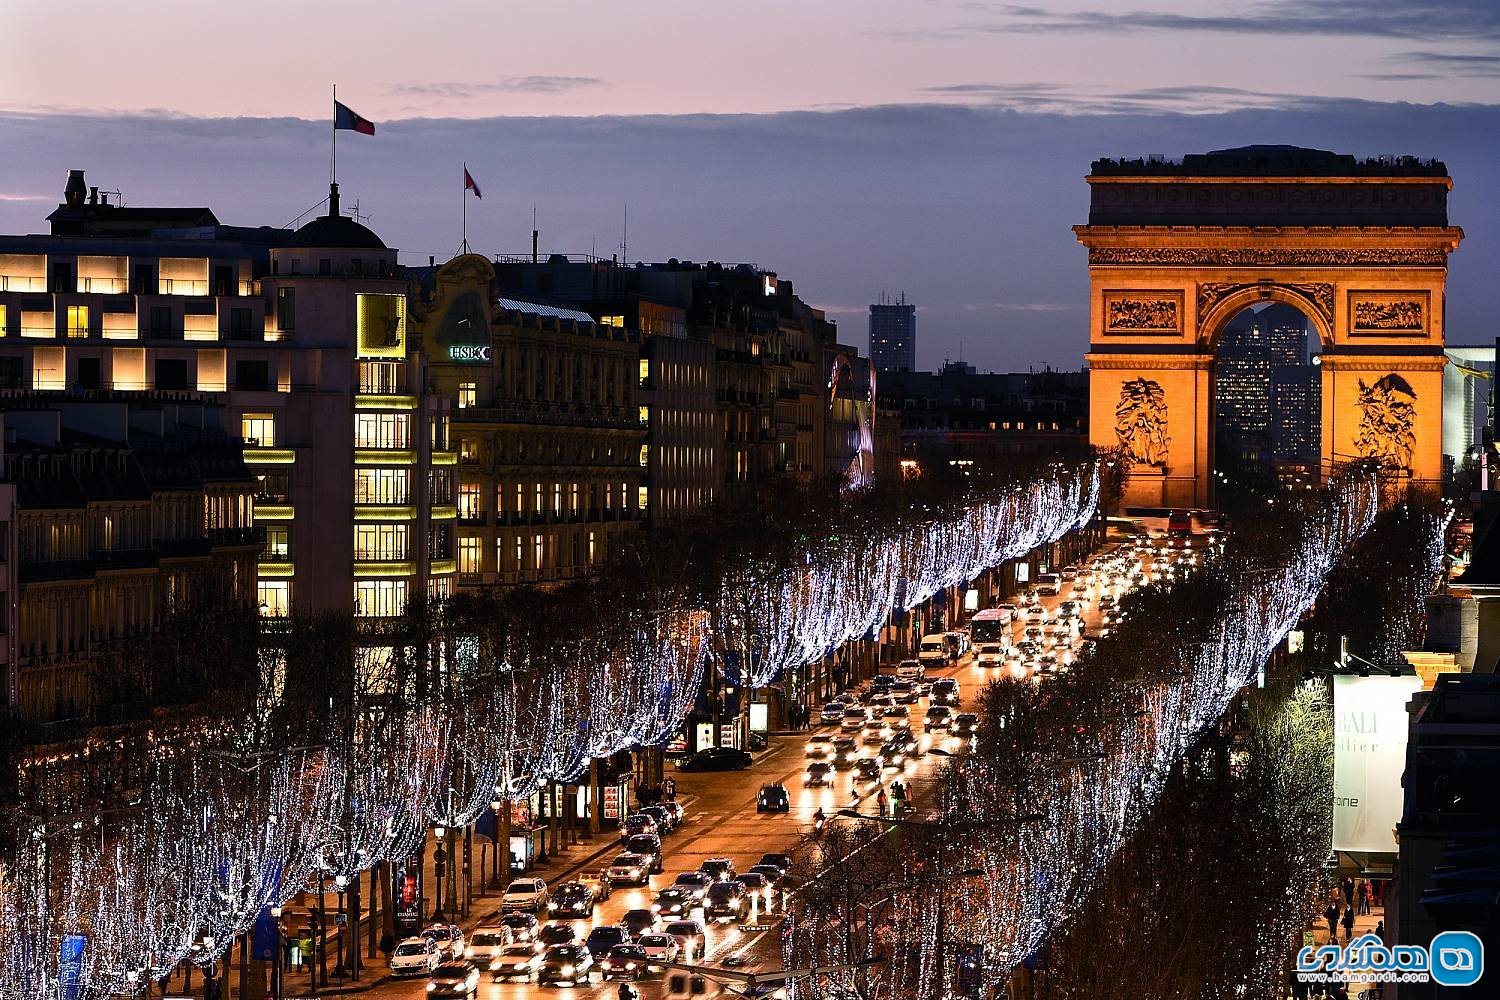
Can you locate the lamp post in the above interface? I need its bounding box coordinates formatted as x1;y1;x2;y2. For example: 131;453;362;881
489;796;504;889
270;904;283;1000
332;874;349;979
431;825;448;922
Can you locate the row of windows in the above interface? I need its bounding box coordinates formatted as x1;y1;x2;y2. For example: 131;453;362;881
457;529;603;575
456;480;646;519
259;576;451;618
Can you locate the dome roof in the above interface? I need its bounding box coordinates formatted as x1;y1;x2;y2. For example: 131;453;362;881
290;213;386;250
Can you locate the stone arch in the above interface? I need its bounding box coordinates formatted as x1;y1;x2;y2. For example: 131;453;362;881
1197;283;1333;352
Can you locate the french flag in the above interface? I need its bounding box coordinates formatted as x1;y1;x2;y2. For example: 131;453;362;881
334;100;375;135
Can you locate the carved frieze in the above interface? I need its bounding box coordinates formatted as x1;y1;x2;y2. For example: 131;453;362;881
1102;291;1182;334
1349;291;1428;335
1115;378;1170;469
1194;281;1334;333
1354;373;1418;472
1089;247;1449;267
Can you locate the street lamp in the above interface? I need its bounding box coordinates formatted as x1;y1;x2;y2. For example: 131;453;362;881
489;797;504;889
270;904;284;1000
332;874;349;979
432;826;448;922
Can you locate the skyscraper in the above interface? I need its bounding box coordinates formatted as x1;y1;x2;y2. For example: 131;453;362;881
1214;303;1320;472
869;292;916;373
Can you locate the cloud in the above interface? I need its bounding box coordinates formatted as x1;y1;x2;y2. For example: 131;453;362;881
943;1;1500;41
917;80;1330;115
389;77;605;100
0;193;50;202
959;302;1080;313
1393;51;1500;76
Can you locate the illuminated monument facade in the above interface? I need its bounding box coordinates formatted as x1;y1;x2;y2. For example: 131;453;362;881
1079;145;1462;508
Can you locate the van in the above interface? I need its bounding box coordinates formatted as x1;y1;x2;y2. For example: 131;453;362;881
917;635;950;668
1036;573;1061;596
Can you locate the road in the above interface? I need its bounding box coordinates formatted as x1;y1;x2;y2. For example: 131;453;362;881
337;527;1191;1000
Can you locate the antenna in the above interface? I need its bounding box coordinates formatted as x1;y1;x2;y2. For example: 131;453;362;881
622;203;628;264
531;203;539;264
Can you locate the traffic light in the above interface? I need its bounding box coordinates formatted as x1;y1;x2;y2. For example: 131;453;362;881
956;943;983;997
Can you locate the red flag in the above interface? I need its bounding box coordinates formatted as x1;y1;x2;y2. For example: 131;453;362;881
464;167;482;199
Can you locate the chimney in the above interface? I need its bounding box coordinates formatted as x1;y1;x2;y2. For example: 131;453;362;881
328;181;341;219
88;186;98;205
64;169;86;208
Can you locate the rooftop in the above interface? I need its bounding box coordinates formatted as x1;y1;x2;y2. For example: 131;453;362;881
1089;145;1449;179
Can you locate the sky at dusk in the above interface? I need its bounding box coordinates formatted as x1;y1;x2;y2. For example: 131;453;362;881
3;0;1499;371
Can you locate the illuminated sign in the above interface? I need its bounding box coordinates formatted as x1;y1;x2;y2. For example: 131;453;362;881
1333;674;1422;853
447;344;491;363
356;293;406;359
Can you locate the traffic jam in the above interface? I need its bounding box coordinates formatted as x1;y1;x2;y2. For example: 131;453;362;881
380;523;1212;998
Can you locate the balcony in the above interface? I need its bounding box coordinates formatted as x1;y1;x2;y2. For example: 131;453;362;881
209;526;265;548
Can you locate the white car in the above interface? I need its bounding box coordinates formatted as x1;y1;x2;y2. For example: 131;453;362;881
502;877;549;912
974;643;1005;667
804;734;834;758
389;936;441;977
608;852;651;886
422;922;465;960
489;942;544;982
465;926;514;963
638;932;682;964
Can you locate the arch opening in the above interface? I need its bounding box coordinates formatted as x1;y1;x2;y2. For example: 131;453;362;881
1209;301;1322;501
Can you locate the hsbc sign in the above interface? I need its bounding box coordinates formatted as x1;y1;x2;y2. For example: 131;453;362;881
448;344;491;363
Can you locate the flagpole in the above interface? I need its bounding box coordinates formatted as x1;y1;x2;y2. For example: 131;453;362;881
462;161;468;254
331;83;337;191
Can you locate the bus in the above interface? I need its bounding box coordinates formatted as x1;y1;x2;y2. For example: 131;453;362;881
1168;509;1193;537
970;607;1013;644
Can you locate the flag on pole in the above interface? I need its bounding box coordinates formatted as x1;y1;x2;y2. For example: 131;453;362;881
464;167;482;199
334;100;376;135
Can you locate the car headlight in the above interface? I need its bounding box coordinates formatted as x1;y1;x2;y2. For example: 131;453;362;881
561;964;575;976
427;985;437;993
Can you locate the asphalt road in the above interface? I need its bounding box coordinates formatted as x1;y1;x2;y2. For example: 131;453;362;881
344;531;1185;1000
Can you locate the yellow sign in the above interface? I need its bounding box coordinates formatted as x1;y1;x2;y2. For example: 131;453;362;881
357;293;406;358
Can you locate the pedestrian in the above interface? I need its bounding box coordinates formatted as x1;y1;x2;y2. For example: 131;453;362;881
664;776;677;801
876;789;888;818
1323;902;1338;942
1341;905;1354;943
1374;919;1384;941
1341;877;1354;909
379;929;395;964
1359;880;1371;916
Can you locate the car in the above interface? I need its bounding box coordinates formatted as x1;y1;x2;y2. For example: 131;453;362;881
945;631;970;656
659;800;686;828
831;743;859;769
953;712;979;736
757;853;792;876
747;863;784;890
389;936;442;977
819;702;845;724
680;747;752;772
737;871;771;896
662;919;708;961
620;908;660;939
640;804;676;834
423;924;466;960
881;703;906;720
840;707;868;732
428;961;482;999
852;757;882;785
638;933;682;965
500;912;540;943
548;881;598;918
804;760;834;786
625;833;664;873
608;852;652;886
879;743;907;769
672;871;714;899
757;783;790;813
585;925;631;960
578;871;614;902
502;877;549;913
890;681;919;704
538;923;579;947
869;673;895;692
464;926;514;963
489;942;544;982
898;657;926;679
620;813;659;841
705;880;749;922
834;691;861;706
861;727;886;747
700;857;737;882
599;943;650;980
974;642;1005;667
652;886;698;918
538;943;594;986
924;705;954;731
805;734;834;757
929;678;960;705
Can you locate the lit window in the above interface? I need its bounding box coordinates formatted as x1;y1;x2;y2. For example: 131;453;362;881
354;523;409;560
534;482;543;511
459;536;482;574
354;579;408;617
241;413;276;448
458;482;482;520
553;483;562;515
263;525;290;560
639;359;650;386
458;382;476;409
514;535;523;567
354;413;410;449
570;482;579;512
354;468;410;504
459;437;478;462
355;293;406;358
66;305;89;338
533;533;544;568
638;405;650;427
638;486;649;510
258;581;290;618
587;531;597;563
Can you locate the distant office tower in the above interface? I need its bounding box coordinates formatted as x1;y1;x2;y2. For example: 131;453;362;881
869;293;916;373
1214;303;1319;471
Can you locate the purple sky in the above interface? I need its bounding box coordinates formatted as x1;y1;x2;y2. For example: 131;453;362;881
2;0;1498;371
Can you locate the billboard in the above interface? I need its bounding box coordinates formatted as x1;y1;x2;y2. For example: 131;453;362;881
1333;674;1422;853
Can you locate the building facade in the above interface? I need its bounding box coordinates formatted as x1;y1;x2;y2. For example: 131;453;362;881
891;364;1088;467
868;293;916;374
413;255;644;587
